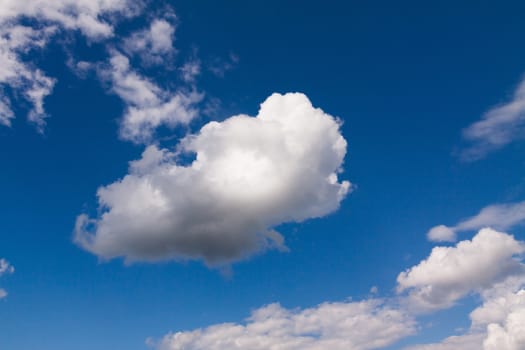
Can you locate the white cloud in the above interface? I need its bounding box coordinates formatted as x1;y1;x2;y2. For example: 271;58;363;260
405;333;484;350
0;24;57;128
75;93;350;265
460;76;525;161
0;258;14;299
403;230;525;350
155;299;415;350
0;258;14;275
180;58;201;83
426;225;456;242
483;296;525;350
124;19;176;66
102;51;202;143
398;228;525;311
0;0;139;39
0;0;140;129
427;201;525;242
151;229;525;350
407;289;525;350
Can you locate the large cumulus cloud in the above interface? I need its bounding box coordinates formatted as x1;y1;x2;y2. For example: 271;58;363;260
75;93;351;264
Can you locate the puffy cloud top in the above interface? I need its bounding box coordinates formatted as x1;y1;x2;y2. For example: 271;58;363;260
75;93;351;264
398;228;525;311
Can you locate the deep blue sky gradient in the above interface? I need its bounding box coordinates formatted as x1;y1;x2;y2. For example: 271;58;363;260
1;1;525;349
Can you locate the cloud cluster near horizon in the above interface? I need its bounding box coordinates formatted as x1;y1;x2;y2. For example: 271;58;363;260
75;93;350;265
154;299;415;350
153;228;525;350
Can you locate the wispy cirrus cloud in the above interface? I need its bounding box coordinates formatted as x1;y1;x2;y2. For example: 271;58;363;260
0;0;142;129
0;258;14;299
460;76;525;161
123;18;177;66
99;50;202;143
427;201;525;242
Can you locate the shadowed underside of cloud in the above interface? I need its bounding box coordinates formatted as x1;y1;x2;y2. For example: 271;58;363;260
75;93;351;265
460;76;525;161
154;299;415;350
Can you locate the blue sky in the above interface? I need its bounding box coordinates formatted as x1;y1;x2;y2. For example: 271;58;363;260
1;1;525;349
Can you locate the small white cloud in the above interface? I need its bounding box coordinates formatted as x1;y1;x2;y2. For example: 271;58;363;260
426;225;456;242
101;51;202;143
123;19;176;66
180;58;201;83
75;93;351;265
427;201;525;242
0;258;14;299
460;76;525;161
155;299;415;350
398;228;525;312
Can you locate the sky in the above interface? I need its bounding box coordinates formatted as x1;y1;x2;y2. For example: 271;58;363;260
1;0;525;349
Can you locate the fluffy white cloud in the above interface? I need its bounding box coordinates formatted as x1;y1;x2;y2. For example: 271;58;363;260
0;258;14;299
483;298;525;350
155;299;415;350
426;225;456;242
398;229;525;311
0;0;139;128
403;230;525;350
123;19;176;65
75;93;350;264
407;289;525;350
102;51;202;143
460;77;525;161
427;201;525;242
151;229;525;350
